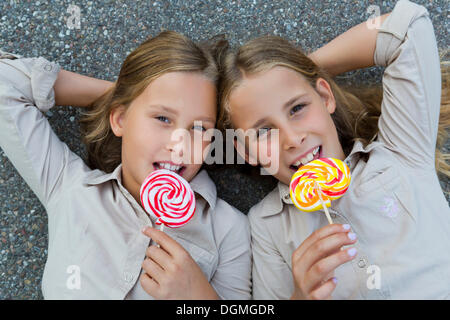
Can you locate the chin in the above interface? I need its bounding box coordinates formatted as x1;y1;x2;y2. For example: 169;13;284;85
186;165;203;181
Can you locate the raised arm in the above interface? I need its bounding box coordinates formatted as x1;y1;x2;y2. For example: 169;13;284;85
308;12;390;77
313;0;441;169
54;69;113;107
0;56;92;208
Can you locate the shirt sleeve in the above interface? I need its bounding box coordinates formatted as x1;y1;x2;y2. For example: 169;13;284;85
248;208;294;300
0;54;90;210
374;0;441;169
210;201;252;300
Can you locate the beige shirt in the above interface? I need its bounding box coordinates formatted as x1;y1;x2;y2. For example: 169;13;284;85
249;0;450;300
0;54;252;300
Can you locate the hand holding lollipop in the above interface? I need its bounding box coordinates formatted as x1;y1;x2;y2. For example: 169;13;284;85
140;169;196;232
139;171;216;299
289;158;351;224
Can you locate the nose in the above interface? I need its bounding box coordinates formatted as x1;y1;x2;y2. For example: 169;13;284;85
167;128;190;161
281;125;306;151
166;140;182;154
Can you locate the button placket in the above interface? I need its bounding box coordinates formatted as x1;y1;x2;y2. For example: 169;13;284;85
328;207;344;221
328;208;382;298
118;183;152;226
357;258;367;268
123;272;134;283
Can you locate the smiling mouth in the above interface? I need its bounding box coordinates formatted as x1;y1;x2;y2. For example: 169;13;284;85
153;162;186;175
289;145;322;171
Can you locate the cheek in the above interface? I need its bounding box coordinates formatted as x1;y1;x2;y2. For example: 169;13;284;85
314;105;334;128
185;132;209;164
125;119;163;156
257;136;281;168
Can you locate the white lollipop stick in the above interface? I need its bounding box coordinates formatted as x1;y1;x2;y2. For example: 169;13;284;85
155;223;165;248
314;181;334;225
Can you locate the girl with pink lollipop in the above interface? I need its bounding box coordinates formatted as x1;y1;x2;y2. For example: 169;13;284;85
0;32;251;299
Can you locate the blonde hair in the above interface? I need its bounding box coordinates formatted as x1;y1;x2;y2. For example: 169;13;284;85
79;31;219;173
217;36;450;179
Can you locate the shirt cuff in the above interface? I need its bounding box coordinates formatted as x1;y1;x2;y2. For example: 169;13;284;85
373;0;429;67
31;57;61;112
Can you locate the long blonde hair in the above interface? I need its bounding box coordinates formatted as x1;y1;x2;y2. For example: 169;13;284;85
217;36;450;179
79;31;219;173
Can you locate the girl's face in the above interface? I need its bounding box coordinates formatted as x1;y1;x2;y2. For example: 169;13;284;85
228;66;345;186
110;71;216;204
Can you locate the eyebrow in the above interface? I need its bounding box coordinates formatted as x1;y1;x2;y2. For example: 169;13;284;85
195;117;216;125
250;93;309;129
149;104;215;124
148;104;179;116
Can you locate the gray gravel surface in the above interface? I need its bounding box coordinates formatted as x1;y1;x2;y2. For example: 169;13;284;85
0;0;448;299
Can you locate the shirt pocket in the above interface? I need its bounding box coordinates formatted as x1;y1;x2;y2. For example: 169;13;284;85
171;235;217;282
355;166;417;222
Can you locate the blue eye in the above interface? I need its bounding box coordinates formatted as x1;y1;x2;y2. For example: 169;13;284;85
156;116;170;124
290;104;306;116
257;127;271;138
192;125;206;132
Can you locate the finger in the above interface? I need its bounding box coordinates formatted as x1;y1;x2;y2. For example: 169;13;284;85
308;277;338;300
305;247;357;294
142;257;164;283
292;224;351;264
142;226;182;256
140;273;159;294
146;244;173;270
297;231;357;276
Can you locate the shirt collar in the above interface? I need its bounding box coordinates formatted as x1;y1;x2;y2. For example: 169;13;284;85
259;139;384;218
189;169;217;210
83;164;217;210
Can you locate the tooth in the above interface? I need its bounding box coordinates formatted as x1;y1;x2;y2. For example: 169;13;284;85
307;153;314;162
294;160;301;167
313;147;319;155
301;157;308;165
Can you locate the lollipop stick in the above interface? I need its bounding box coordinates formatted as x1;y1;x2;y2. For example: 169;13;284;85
155;224;164;248
314;181;333;225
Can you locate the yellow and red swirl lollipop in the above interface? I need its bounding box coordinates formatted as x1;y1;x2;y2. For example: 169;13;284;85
140;169;196;230
289;158;351;224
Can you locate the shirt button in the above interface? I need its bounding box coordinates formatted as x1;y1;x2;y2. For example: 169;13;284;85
124;272;134;283
283;194;290;201
44;63;53;72
357;258;367;268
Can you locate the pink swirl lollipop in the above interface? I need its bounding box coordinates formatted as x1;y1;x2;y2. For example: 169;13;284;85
140;169;196;230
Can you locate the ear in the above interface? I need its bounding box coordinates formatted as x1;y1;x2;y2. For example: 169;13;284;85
110;105;127;137
315;78;336;114
233;138;258;166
